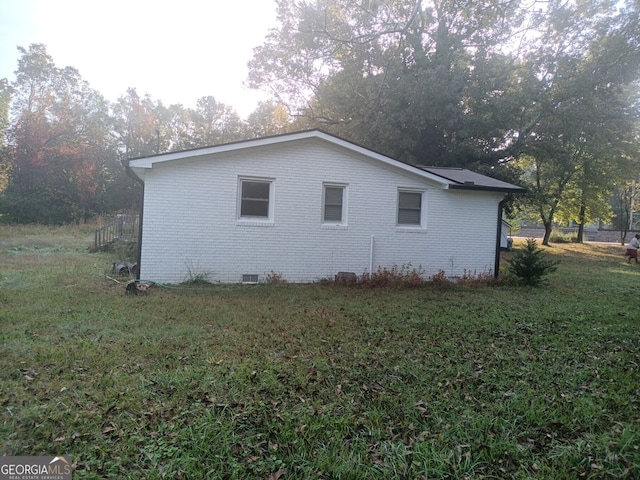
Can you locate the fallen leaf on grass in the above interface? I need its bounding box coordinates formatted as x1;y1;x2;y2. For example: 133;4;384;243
269;469;286;480
362;382;384;393
103;423;117;434
20;368;38;381
414;400;428;415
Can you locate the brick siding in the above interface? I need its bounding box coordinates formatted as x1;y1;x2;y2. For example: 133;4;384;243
139;141;505;283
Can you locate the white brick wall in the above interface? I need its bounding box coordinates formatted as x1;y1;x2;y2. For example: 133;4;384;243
138;139;504;283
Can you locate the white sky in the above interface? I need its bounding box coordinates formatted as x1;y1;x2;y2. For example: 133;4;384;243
0;0;278;118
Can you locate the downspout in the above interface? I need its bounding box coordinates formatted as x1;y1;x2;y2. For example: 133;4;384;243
123;161;145;280
369;235;374;277
494;194;512;278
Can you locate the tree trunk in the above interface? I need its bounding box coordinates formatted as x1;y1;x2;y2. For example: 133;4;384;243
542;222;552;246
576;201;586;243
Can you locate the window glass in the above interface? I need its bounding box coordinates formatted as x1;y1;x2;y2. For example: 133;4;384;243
241;180;270;217
324;186;344;222
398;191;422;225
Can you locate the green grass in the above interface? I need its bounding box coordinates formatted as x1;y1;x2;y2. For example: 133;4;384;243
1;225;639;479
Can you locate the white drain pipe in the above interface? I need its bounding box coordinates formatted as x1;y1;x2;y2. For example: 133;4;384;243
369;235;374;277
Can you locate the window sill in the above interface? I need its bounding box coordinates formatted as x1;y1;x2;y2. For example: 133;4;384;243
321;223;348;230
396;225;427;233
237;219;275;227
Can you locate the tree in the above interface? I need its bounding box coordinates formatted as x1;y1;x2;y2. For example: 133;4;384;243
1;44;114;223
188;96;246;148
508;238;559;286
107;92;249;211
246;101;292;138
111;88;163;159
554;144;640;243
159;102;193;152
248;0;533;167
611;183;635;244
554;171;614;242
512;0;640;244
0;79;11;193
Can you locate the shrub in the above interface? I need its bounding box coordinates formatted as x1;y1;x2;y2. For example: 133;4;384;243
183;262;213;285
507;238;560;286
403;268;426;288
182;272;212;285
550;229;577;243
265;271;287;285
430;269;450;286
359;264;426;288
456;269;497;287
110;240;138;261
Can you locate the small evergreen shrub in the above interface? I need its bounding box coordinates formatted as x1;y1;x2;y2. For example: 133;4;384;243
507;238;560;286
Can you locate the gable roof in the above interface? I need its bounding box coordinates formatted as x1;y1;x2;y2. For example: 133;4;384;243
125;130;525;194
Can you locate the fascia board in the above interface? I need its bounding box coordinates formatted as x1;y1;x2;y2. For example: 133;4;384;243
126;131;325;169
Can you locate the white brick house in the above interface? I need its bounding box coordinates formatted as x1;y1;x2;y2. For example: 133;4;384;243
124;130;524;284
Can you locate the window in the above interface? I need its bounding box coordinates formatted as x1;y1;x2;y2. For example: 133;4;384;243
323;184;346;223
239;178;272;219
397;191;423;226
242;274;259;284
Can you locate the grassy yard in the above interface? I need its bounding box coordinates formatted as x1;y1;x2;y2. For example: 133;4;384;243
0;225;638;479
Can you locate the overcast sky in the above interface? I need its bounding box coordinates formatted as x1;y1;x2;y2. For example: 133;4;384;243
0;0;278;117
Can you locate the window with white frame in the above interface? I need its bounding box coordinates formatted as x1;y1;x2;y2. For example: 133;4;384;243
239;178;273;220
323;184;347;224
397;190;423;226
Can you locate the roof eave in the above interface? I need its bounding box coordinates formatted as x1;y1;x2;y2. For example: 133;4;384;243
126;130;333;168
448;184;526;194
124;130;454;188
